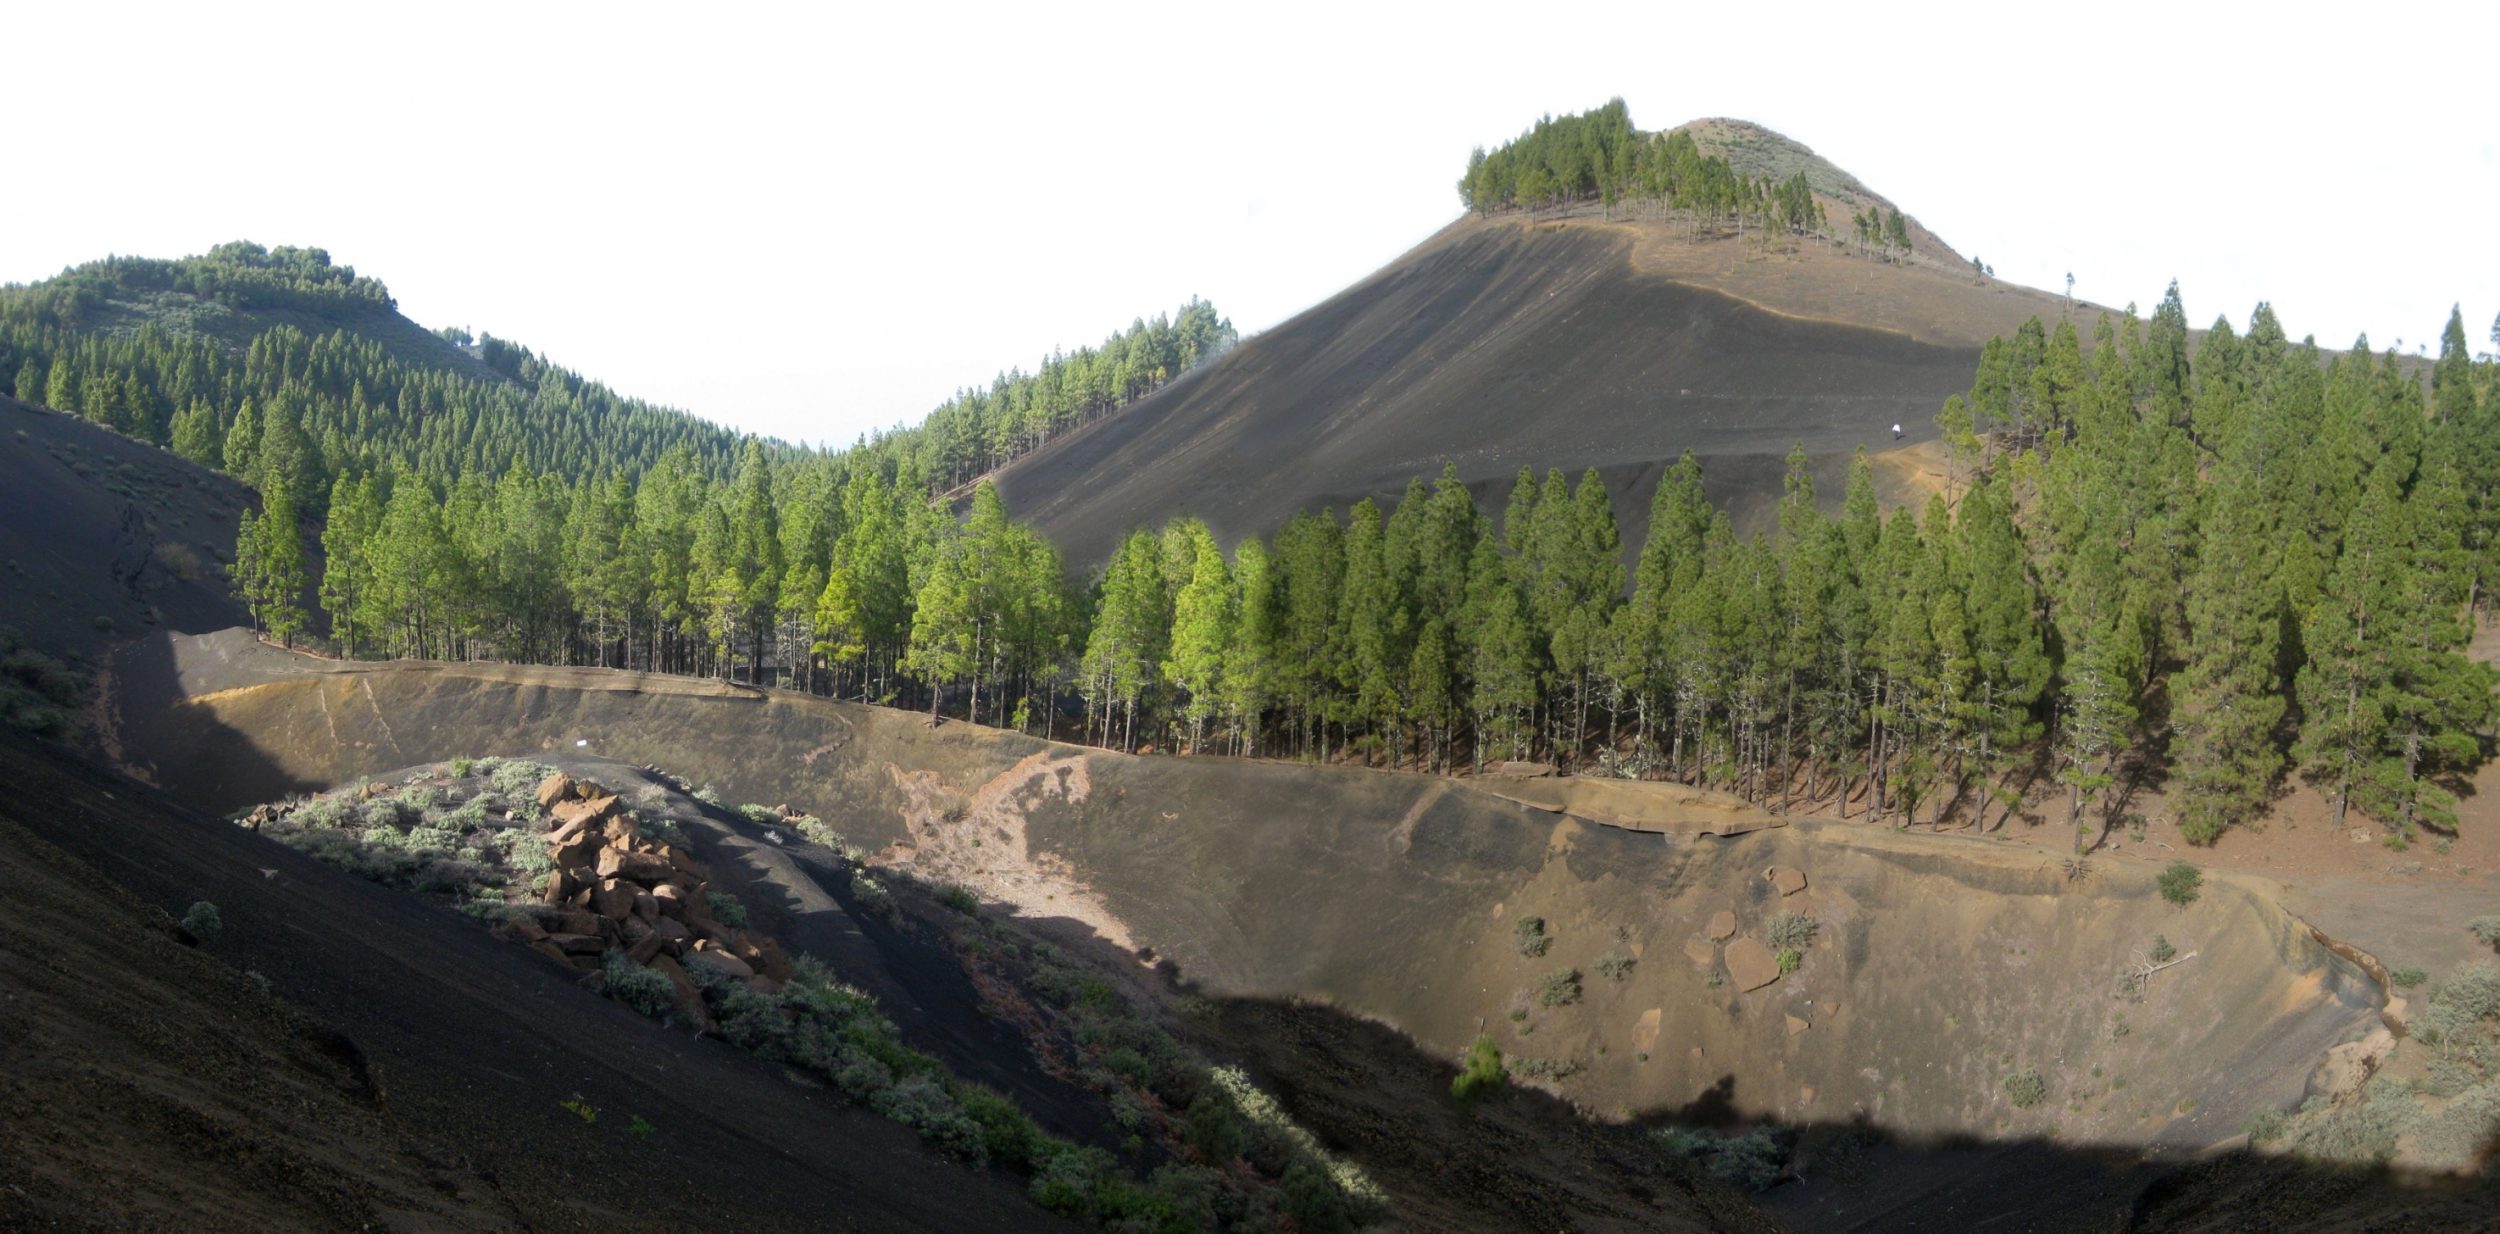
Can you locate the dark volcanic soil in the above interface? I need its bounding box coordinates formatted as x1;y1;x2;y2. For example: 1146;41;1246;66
0;396;254;666
0;729;1077;1233
991;218;1991;568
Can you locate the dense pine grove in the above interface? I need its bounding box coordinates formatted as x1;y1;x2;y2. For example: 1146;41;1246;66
11;241;2500;851
0;243;1233;512
1458;100;1841;244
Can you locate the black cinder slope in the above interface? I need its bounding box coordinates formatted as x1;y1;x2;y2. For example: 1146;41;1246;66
992;217;1991;567
0;729;1076;1234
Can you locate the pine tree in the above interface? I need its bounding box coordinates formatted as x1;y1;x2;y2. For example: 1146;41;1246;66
1222;536;1280;755
1460;536;1536;767
1335;498;1405;763
2170;460;2286;844
318;474;382;657
1956;478;2049;827
1164;533;1234;752
235;476;309;646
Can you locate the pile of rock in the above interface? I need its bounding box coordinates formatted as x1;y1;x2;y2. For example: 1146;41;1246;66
497;771;793;1025
235;800;295;830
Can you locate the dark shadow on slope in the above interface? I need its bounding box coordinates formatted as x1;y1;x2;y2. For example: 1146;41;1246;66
0;730;1078;1234
633;767;1125;1151
1183;992;2498;1234
105;626;322;804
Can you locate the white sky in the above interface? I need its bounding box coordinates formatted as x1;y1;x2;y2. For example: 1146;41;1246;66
8;2;2495;447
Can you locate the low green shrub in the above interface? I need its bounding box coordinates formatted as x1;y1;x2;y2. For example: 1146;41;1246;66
1764;910;1819;950
1594;952;1636;981
1537;967;1582;1008
2243;1109;2286;1145
706;891;748;928
2003;1068;2047;1108
1514;915;1550;957
1775;947;1803;974
488;759;557;801
2150;934;2176;964
2392;967;2428;989
1655;1125;1787;1192
1452;1034;1506;1101
2471;916;2500;948
179;900;222;943
604;950;677;1018
2289;1077;2422;1163
2156;860;2202;906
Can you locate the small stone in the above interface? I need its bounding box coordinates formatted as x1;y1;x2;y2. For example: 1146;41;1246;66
1786;1013;1809;1037
535;773;575;810
1768;867;1809;896
1683;938;1716;968
688;949;756;981
1706;911;1737;942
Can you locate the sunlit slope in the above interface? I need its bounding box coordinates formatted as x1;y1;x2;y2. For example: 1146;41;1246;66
125;635;2380;1152
991;213;2066;566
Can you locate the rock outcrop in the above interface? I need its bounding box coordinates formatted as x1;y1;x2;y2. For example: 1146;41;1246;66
497;773;793;1025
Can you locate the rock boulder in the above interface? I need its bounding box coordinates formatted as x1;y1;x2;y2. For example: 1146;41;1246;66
1725;938;1782;992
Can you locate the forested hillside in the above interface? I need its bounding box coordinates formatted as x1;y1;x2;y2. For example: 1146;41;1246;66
236;280;2500;853
0;243;1233;517
14;238;2498;853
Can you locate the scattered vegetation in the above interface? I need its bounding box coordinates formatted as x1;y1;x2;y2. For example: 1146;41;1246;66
2157;861;2203;906
1594;952;1637;982
1775;948;1803;975
2243;1109;2287;1145
558;1093;598;1124
1513;915;1550;958
2287;1080;2421;1163
0;627;83;738
2392;967;2428;989
2150;934;2176;964
1451;1035;1506;1101
1536;967;1582;1009
602;950;676;1018
1654;1125;1789;1192
1764;911;1818;951
704;891;747;928
2003;1069;2048;1109
1509;1056;1581;1083
2470;916;2500;948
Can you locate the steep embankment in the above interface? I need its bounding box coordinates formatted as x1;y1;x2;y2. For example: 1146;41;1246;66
0;395;253;665
0;727;1075;1234
123;634;2381;1158
990;212;2070;566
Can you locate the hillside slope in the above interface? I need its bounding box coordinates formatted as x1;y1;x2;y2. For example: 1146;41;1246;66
993;211;2073;567
0;728;1075;1233
0;395;253;664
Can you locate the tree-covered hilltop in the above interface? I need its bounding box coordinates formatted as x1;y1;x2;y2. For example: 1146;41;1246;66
1460;102;1931;257
894;298;1235;494
0;243;1233;512
228;282;2500;852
